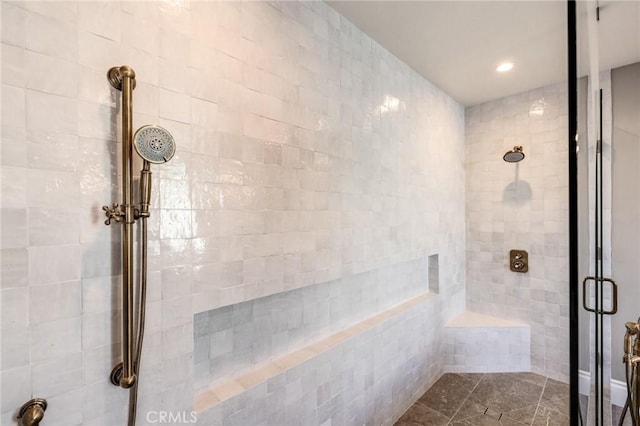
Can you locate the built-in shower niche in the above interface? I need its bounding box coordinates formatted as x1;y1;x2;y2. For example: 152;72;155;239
192;257;437;411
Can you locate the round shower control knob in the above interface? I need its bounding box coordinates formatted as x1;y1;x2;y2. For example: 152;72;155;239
18;398;47;426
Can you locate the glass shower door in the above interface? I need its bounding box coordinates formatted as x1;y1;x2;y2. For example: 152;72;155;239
575;2;640;425
576;1;614;425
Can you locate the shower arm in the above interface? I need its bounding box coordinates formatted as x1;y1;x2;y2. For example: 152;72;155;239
105;65;137;389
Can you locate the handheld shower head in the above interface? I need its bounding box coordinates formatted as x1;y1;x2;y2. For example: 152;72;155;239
133;125;176;217
133;125;176;164
503;146;525;163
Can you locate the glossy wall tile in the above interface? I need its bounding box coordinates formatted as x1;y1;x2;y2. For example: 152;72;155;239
0;1;466;424
465;83;570;382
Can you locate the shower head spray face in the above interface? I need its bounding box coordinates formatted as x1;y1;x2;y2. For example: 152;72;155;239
133;125;176;164
503;146;525;163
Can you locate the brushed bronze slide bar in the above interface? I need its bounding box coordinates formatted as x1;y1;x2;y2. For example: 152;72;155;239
104;66;176;426
105;65;137;389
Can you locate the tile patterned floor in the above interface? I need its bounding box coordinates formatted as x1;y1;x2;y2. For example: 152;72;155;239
395;373;570;426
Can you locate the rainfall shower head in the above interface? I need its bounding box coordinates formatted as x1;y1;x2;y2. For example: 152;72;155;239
133;125;176;164
503;146;525;163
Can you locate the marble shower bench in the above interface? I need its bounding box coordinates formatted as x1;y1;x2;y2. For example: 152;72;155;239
443;311;531;373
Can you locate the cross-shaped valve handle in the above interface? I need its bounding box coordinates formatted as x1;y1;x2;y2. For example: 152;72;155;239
102;203;124;225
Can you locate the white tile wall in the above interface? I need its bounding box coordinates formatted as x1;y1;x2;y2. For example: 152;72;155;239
465;82;570;382
1;0;466;425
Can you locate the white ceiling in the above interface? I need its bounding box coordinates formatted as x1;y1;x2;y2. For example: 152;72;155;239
327;1;640;106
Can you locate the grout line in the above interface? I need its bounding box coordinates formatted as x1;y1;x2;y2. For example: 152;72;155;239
411;396;454;421
530;376;548;426
446;374;486;425
412;400;448;418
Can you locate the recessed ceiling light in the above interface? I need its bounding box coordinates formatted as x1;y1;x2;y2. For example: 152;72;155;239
497;62;514;73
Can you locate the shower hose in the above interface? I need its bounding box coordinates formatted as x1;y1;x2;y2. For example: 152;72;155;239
127;216;148;426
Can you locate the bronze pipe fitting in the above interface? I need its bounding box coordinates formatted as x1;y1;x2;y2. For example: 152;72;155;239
17;399;47;426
